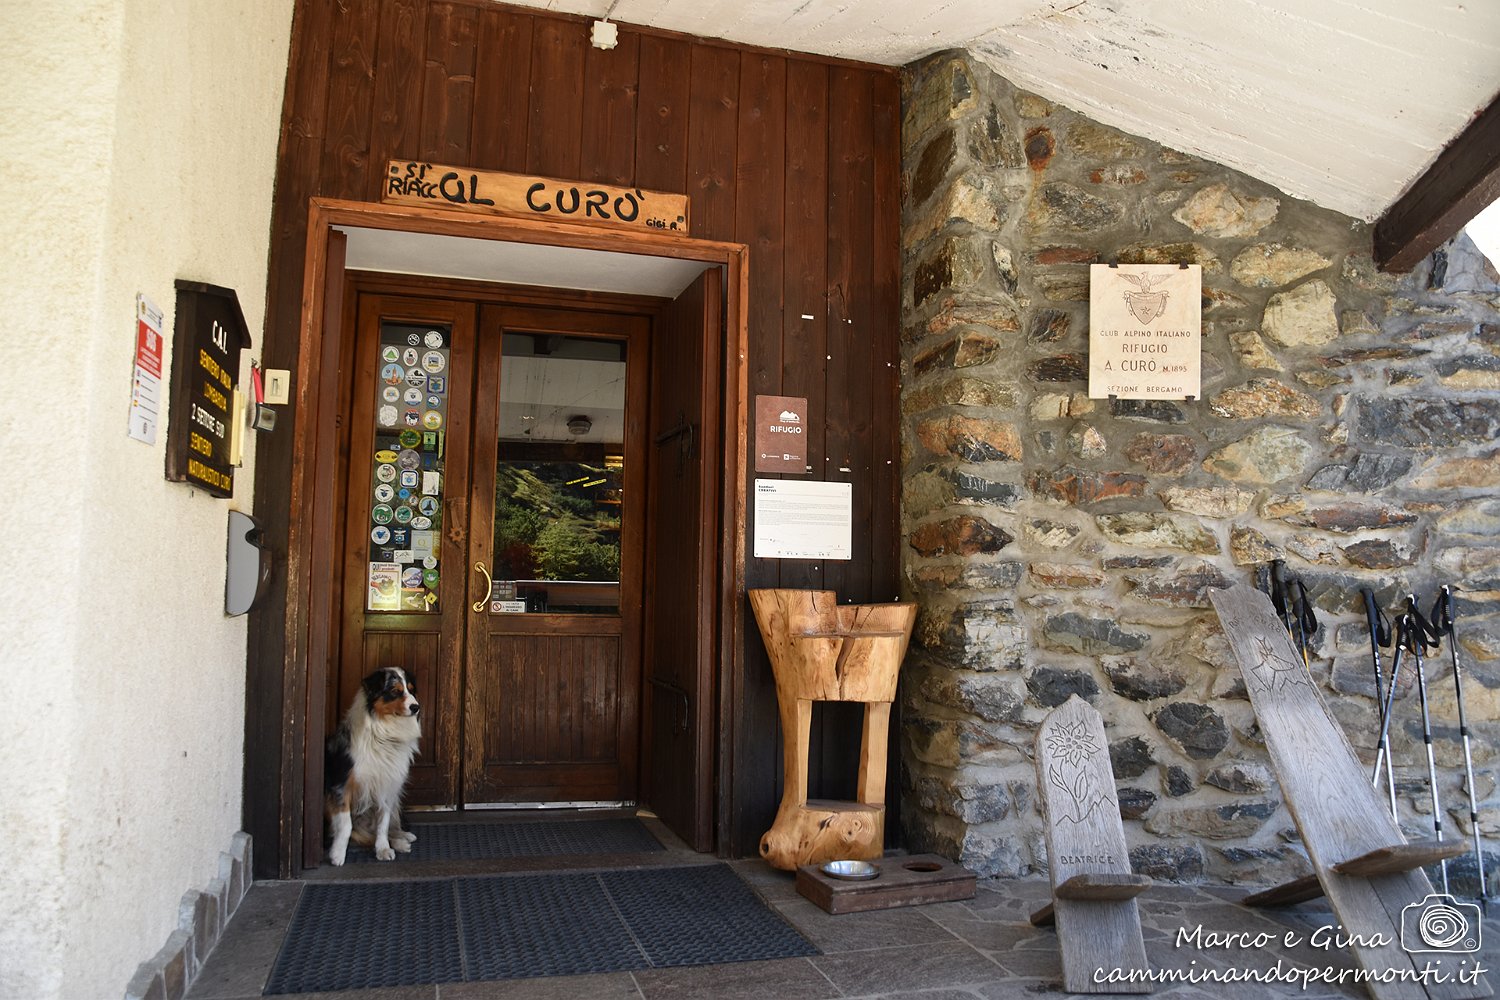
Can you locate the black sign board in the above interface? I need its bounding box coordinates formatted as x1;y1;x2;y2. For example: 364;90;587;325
165;280;250;497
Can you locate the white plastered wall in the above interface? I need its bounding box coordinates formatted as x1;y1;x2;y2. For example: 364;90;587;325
0;1;293;997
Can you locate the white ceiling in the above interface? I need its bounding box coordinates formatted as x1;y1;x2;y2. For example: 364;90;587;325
339;226;711;297
521;0;1500;222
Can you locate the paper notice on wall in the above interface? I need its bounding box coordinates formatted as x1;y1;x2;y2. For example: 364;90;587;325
753;479;852;560
367;562;401;611
128;294;164;444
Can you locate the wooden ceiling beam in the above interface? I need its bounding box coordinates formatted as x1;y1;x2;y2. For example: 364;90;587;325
1374;92;1500;273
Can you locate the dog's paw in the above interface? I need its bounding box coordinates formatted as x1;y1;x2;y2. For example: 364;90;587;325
376;846;396;861
402;830;417;842
328;852;346;867
392;838;413;853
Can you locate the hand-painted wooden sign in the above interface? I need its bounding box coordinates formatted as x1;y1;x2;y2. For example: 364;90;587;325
1088;263;1201;400
382;161;690;235
165;280;250;498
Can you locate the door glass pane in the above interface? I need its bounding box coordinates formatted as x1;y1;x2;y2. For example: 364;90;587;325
492;333;625;615
365;321;450;612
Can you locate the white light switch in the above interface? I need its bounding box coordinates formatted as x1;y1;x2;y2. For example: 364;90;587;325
264;369;292;405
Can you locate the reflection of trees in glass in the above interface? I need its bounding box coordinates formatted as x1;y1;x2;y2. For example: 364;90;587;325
493;462;621;582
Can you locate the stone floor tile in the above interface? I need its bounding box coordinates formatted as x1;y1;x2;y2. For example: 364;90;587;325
975;977;1066;997
774;898;957;953
981;945;1062;980
185;882;303;1000
811;940;1006;995
439;971;641;998
632;957;838;1000
933;916;1056;954
725;859;801;902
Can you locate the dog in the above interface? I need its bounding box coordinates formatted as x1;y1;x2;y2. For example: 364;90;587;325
324;666;421;865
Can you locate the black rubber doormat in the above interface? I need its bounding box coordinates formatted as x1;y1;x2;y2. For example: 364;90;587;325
264;864;817;994
341;817;663;863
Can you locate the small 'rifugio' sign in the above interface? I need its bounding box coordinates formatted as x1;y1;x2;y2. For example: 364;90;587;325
165;280;249;498
382;161;691;235
755;395;809;474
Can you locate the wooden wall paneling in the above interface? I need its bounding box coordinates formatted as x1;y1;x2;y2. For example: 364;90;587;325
419;1;478;164
249;0;337;878
870;71;903;844
869;73;901;603
579;28;640;186
633;34;691;195
779;59;829;595
825;66;876;606
737;50;787;597
734;52;788;846
321;0;381;201
365;0;426;201
471;7;534;172
815;66;877;805
525;17;587;179
685;44;740;243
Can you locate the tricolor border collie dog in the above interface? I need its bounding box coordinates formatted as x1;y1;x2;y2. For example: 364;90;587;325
324;667;421;865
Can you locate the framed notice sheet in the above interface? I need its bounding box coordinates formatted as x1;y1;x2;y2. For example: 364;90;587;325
753;480;851;560
1088;263;1201;400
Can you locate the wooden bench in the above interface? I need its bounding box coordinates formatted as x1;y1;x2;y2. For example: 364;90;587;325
1029;694;1153;993
749;589;916;871
1209;584;1490;1000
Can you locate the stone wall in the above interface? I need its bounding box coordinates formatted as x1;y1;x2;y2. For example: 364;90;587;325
898;52;1500;885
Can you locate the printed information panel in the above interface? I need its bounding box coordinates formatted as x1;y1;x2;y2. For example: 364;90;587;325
1088;263;1201;400
753;480;851;561
165;280;250;497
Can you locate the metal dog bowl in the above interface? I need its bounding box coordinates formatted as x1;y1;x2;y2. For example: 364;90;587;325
820;859;880;881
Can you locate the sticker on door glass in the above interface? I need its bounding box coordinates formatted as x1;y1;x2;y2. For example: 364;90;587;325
373;483;394;503
422;410;443;430
405;331;421;346
381;346;401;364
368;562;400;611
418;496;439;517
405;368;427;388
404;409;421;426
382;386;400;403
411;516;433;530
403;386;423;405
402;347;419;367
370;525;391;546
371;504;394;525
375;463;397;483
422;351;446;373
399;429;421;448
382;363;405;385
374;449;398;464
393;505;414;525
429;376;446;394
424;330;444;348
377;405;398;428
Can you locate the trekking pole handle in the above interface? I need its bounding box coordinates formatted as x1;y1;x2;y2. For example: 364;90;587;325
1363;588;1391;648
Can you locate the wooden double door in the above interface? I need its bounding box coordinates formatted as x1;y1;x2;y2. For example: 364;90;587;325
334;277;719;837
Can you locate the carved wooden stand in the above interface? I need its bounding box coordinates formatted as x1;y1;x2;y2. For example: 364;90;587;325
748;589;916;871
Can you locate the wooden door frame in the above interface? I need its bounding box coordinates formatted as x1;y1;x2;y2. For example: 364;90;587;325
278;197;748;874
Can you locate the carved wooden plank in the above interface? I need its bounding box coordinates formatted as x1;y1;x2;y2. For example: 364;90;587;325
1244;873;1326;908
1210;584;1490;1000
1056;873;1151;901
1035;695;1151;994
1335;839;1468;877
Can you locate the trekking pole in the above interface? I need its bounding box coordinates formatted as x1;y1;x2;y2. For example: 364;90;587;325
1363;588;1398;820
1407;594;1450;896
1373;615;1410;788
1296;579;1318;664
1271;561;1311;676
1432;584;1488;911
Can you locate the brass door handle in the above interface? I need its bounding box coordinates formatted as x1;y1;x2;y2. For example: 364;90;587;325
472;561;494;613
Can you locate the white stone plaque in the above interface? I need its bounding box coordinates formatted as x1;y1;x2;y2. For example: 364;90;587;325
1088;263;1202;400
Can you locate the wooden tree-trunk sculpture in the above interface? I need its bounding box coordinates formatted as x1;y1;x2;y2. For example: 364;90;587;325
749;589;916;871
